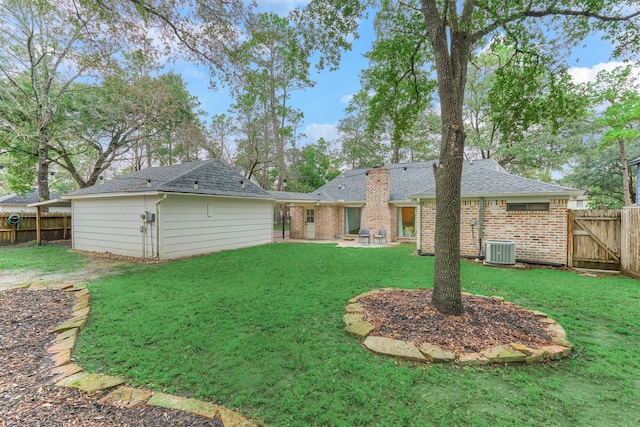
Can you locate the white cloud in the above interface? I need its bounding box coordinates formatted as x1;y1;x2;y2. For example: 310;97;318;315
181;65;208;81
340;93;354;104
301;123;339;146
255;1;310;14
568;61;626;84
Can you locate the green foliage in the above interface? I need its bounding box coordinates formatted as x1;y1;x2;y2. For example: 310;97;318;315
230;12;314;190
561;140;640;208
336;92;387;168
288;138;340;192
479;43;590;176
69;243;640;426
587;63;640;205
591;64;640;150
360;0;436;163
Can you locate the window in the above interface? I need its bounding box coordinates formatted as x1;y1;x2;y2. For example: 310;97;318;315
576;200;584;208
397;207;416;237
344;207;361;234
507;202;549;212
306;209;315;223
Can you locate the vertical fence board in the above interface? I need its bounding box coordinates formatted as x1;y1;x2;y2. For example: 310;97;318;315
622;207;640;278
0;213;72;245
568;209;621;270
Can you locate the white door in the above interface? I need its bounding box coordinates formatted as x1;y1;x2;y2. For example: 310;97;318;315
304;208;315;239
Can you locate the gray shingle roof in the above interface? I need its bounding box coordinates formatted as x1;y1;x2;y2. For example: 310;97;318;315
0;190;62;205
270;191;321;202
304;159;511;202
64;159;272;199
270;158;580;203
412;167;581;197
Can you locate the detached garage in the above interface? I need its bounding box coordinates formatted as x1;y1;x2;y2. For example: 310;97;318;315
63;159;274;260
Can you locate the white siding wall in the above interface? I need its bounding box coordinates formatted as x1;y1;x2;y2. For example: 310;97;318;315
159;195;272;260
72;195;160;258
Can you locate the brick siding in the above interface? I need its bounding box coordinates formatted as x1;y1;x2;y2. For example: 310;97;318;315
361;168;392;236
316;205;343;239
420;199;569;264
289;206;305;239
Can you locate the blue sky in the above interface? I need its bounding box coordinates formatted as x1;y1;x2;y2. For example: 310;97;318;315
167;1;620;149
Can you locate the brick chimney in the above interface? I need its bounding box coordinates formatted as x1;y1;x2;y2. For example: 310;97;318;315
361;166;391;234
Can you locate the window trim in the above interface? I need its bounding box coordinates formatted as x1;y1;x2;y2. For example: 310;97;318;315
344;206;362;235
506;202;550;212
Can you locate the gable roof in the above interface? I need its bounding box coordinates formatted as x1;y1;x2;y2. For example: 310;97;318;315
270;158;581;203
411;167;582;199
292;159;508;203
0;190;62;205
64;159;272;199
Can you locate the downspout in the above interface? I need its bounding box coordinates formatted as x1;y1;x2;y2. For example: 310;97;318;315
416;201;421;251
477;197;484;258
155;194;167;259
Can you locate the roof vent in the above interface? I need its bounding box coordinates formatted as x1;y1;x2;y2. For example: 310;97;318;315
485;240;516;265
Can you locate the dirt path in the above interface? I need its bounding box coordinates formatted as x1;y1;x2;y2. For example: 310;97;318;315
0;241;148;291
0;255;131;290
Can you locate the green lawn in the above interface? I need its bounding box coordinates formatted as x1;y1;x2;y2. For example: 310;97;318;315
67;243;640;426
0;244;85;273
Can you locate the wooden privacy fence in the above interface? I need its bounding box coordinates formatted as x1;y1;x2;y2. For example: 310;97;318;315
622;206;640;278
568;209;622;271
0;213;71;245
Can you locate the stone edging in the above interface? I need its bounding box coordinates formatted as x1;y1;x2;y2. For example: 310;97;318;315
344;289;572;366
24;282;257;426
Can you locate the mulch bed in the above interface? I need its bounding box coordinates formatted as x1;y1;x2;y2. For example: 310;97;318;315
0;289;223;427
358;289;553;353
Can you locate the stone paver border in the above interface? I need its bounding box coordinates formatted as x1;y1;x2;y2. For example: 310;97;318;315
18;282;257;427
345;289;572;366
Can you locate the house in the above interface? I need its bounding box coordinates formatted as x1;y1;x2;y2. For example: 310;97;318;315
62;159;274;260
630;158;640;206
275;159;583;265
0;190;70;213
567;194;590;210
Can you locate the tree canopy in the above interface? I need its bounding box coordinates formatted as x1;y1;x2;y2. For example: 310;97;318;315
298;0;640;315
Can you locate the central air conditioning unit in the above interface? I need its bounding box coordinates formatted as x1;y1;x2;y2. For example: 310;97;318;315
485;240;516;265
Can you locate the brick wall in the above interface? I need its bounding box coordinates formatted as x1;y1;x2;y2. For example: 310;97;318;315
420;199;569;264
316;205;343;239
290;206;304;239
361;167;391;235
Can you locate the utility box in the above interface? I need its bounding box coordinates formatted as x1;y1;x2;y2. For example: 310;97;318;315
485;240;516;265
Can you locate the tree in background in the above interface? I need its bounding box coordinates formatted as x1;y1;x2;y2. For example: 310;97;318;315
298;0;640;315
336;92;387;168
588;64;640;206
0;0;123;199
464;45;589;180
287;138;341;193
229;12;314;191
562;136;640;209
359;1;436;163
205;114;237;163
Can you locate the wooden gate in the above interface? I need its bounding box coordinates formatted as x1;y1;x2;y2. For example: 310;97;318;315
568;209;621;271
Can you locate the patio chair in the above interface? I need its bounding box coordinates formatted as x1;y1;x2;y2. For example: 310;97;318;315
358;226;371;244
373;227;388;244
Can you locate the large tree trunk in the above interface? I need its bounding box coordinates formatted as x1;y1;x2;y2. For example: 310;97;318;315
421;0;471;315
37;135;50;201
432;122;465;315
619;138;633;206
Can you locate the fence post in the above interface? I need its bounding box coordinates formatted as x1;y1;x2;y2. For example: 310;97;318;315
36;206;42;246
11;223;16;244
567;210;574;268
